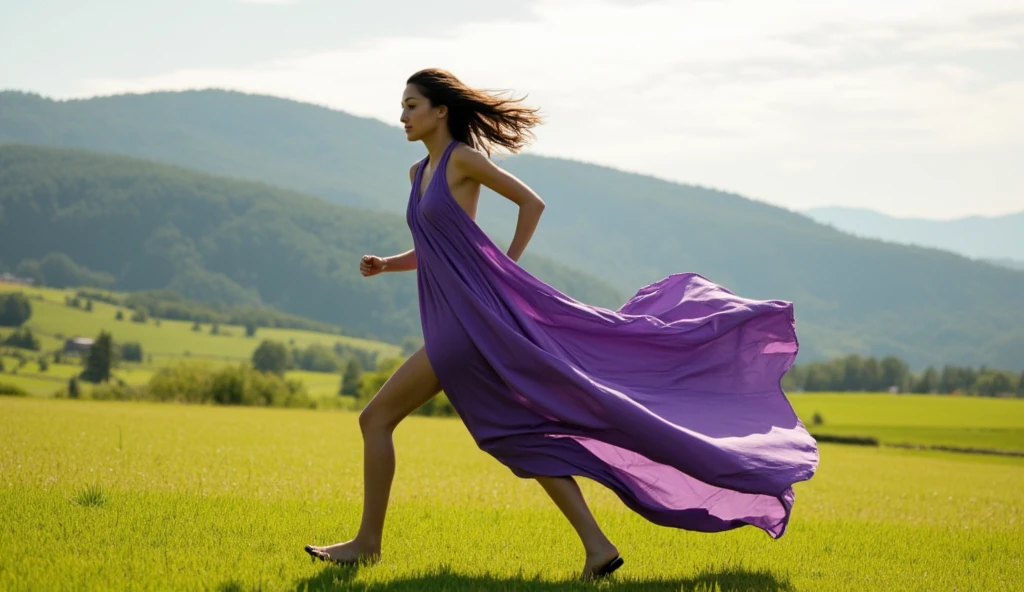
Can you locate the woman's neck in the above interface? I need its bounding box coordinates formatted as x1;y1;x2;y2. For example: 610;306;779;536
422;130;455;164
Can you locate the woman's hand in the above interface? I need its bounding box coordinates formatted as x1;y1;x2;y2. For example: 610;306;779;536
360;255;388;277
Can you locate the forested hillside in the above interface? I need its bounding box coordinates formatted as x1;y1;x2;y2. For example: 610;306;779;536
0;144;623;342
2;90;1023;368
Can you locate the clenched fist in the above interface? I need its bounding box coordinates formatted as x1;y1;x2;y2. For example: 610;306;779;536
360;255;387;277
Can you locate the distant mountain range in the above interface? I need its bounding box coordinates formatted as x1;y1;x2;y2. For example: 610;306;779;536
2;89;1023;369
803;206;1024;269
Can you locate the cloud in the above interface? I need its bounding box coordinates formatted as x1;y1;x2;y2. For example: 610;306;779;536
72;0;1024;217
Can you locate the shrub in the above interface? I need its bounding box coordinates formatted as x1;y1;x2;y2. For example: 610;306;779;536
0;382;28;397
293;343;341;373
340;358;362;397
252;340;289;375
148;361;311;408
2;328;41;351
0;293;32;327
121;342;144;363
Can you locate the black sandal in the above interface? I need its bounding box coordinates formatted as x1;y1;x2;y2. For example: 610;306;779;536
587;554;624;580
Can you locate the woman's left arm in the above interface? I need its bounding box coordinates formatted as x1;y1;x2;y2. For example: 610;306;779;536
451;147;546;263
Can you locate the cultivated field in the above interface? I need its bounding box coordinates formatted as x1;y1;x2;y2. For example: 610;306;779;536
1;396;1021;591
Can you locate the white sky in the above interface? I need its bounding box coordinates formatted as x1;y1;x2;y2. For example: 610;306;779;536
3;0;1023;219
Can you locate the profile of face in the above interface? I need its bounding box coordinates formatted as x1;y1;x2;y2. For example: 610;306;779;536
401;82;447;142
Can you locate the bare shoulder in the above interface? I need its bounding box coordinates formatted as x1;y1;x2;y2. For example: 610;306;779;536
449;143;496;177
409;161;419;183
450;143;490;167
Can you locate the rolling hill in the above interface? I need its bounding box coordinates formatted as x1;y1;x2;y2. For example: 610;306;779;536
2;89;1023;369
804;206;1024;266
0;144;623;343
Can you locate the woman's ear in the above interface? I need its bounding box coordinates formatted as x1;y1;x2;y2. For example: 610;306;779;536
438;105;447;119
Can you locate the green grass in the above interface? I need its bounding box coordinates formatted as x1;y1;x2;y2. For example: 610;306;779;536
790;393;1024;452
0;284;402;362
0;284;402;402
1;397;1022;591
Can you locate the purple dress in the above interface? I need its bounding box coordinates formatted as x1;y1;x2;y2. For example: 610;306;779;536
407;140;819;539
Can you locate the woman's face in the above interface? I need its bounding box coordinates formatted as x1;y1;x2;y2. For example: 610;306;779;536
400;83;445;142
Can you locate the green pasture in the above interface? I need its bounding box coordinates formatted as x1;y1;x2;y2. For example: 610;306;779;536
0;283;402;401
0;284;402;362
1;397;1022;591
791;393;1024;452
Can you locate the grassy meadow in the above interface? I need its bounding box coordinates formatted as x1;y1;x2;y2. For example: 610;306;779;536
0;284;402;399
3;283;1024;589
1;396;1022;591
790;393;1024;452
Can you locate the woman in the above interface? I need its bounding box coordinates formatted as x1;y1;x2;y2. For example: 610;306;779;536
305;68;819;580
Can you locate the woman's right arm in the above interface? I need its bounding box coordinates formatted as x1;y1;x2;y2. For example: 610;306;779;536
361;163;421;276
380;249;417;272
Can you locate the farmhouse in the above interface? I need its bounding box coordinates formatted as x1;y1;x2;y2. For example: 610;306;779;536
63;337;94;356
0;272;34;286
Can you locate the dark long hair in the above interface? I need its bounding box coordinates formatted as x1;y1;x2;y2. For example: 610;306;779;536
407;68;542;155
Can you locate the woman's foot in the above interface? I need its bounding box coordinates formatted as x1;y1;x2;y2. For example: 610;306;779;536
581;543;622;581
305;539;381;565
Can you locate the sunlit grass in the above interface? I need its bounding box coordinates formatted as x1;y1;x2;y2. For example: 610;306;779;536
790;393;1024;452
1;397;1021;591
0;284;402;362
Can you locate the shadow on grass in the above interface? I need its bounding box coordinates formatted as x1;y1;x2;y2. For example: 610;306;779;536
220;563;794;591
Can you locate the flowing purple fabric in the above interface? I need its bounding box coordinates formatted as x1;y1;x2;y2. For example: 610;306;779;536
407;141;819;538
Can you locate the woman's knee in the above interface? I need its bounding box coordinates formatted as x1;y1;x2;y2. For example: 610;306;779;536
358;402;393;435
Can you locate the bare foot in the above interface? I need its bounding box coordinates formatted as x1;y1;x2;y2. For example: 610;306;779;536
306;539;381;565
581;543;622;581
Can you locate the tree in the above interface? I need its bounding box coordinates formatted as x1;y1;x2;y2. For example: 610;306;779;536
913;366;939;394
85;299;94;312
0;293;32;327
341;358;362;397
121;342;144;363
2;328;40;351
252;340;289;375
80;331;115;383
975;370;1013;397
115;309;124;321
245;323;257;338
1018;371;1024;398
130;308;148;323
192;320;202;332
879;356;909;393
210;322;220;336
68;377;80;399
38;357;49;372
0;357;5;372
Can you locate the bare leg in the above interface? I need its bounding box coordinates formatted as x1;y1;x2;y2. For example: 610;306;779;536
536;476;620;579
311;346;442;563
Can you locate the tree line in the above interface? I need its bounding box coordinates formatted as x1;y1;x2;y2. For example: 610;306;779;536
783;354;1024;397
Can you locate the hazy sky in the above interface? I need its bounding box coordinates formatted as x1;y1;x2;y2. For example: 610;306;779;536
3;0;1022;219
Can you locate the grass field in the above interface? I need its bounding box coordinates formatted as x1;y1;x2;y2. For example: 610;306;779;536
790;393;1024;452
0;284;402;401
0;284;402;362
0;358;350;402
1;396;1021;591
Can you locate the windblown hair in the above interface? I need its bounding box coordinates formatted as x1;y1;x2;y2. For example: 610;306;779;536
407;68;542;155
